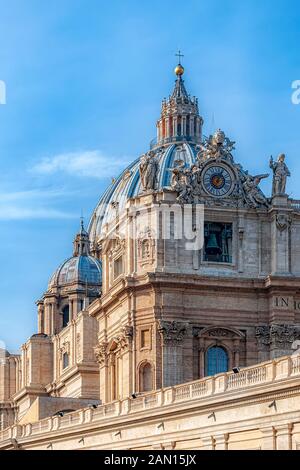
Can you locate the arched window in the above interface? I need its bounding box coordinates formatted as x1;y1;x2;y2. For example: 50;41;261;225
205;346;228;377
63;352;69;370
62;306;70;328
139;362;153;392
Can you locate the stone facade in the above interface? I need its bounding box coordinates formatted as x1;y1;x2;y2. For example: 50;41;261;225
1;62;300;450
1;355;300;450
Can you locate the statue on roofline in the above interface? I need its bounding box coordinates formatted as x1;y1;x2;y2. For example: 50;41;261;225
269;154;290;196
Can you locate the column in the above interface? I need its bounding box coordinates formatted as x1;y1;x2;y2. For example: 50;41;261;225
199;346;205;378
275;424;293;450
182;116;186;137
21;346;26;388
44;302;50;335
118;326;133;399
270;196;291;275
47;302;53;335
50;302;55;335
214;434;229;450
260;426;276;450
233;340;240;367
95;341;109;403
238;215;245;273
174;117;178;137
37;303;44;334
158;321;189;387
190;117;194;137
165;117;170;138
69;299;73;320
200;435;215;450
196;117;201;138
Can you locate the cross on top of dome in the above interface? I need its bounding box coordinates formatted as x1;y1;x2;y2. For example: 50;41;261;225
174;50;185;77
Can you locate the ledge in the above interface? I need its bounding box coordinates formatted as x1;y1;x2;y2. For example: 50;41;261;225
1;354;300;448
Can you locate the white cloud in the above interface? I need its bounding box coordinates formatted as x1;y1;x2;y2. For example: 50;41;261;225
0;188;74;202
31;150;131;178
0;190;77;220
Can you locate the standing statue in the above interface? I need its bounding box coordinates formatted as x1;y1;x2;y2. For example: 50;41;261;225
139;151;159;191
269;154;291;196
170;160;196;204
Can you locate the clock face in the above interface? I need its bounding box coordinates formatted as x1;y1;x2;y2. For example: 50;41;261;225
203;165;233;197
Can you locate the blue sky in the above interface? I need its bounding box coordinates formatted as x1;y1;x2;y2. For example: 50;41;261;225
1;0;300;351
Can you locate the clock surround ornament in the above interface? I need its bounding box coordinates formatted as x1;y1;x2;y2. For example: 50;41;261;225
170;129;270;209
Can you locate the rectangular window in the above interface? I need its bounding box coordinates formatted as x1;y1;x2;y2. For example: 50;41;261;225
141;329;150;349
113;256;123;280
204;222;233;263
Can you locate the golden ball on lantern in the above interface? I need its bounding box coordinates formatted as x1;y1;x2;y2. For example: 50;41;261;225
174;64;184;76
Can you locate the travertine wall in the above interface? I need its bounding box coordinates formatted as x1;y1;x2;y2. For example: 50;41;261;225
0;354;20;401
101;192;300;284
93;191;300;400
1;355;300;451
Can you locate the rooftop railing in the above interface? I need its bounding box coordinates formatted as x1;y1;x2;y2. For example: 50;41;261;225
1;354;299;444
289;199;300;211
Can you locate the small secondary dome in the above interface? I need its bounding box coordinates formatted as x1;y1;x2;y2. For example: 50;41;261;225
48;221;102;289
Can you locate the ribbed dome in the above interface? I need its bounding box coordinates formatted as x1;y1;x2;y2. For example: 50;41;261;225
89;64;204;244
89;142;198;243
48;221;102;290
48;255;102;289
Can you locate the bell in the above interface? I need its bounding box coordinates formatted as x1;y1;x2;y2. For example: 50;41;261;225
206;233;222;255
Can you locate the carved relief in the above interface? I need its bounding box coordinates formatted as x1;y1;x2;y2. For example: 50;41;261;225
114;326;134;352
158;321;188;346
170;130;270;209
256;324;300;351
59;340;70;356
242;174;269;208
76;333;81;362
138;227;155;266
94;341;108;366
108;237;126;261
255;326;270;348
270;324;299;349
94;326;133;366
197;129;235;163
208;329;232;338
276;213;292;232
198;327;244;340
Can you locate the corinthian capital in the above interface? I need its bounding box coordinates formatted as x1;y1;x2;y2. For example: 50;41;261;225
158;320;189;346
94;341;108;366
